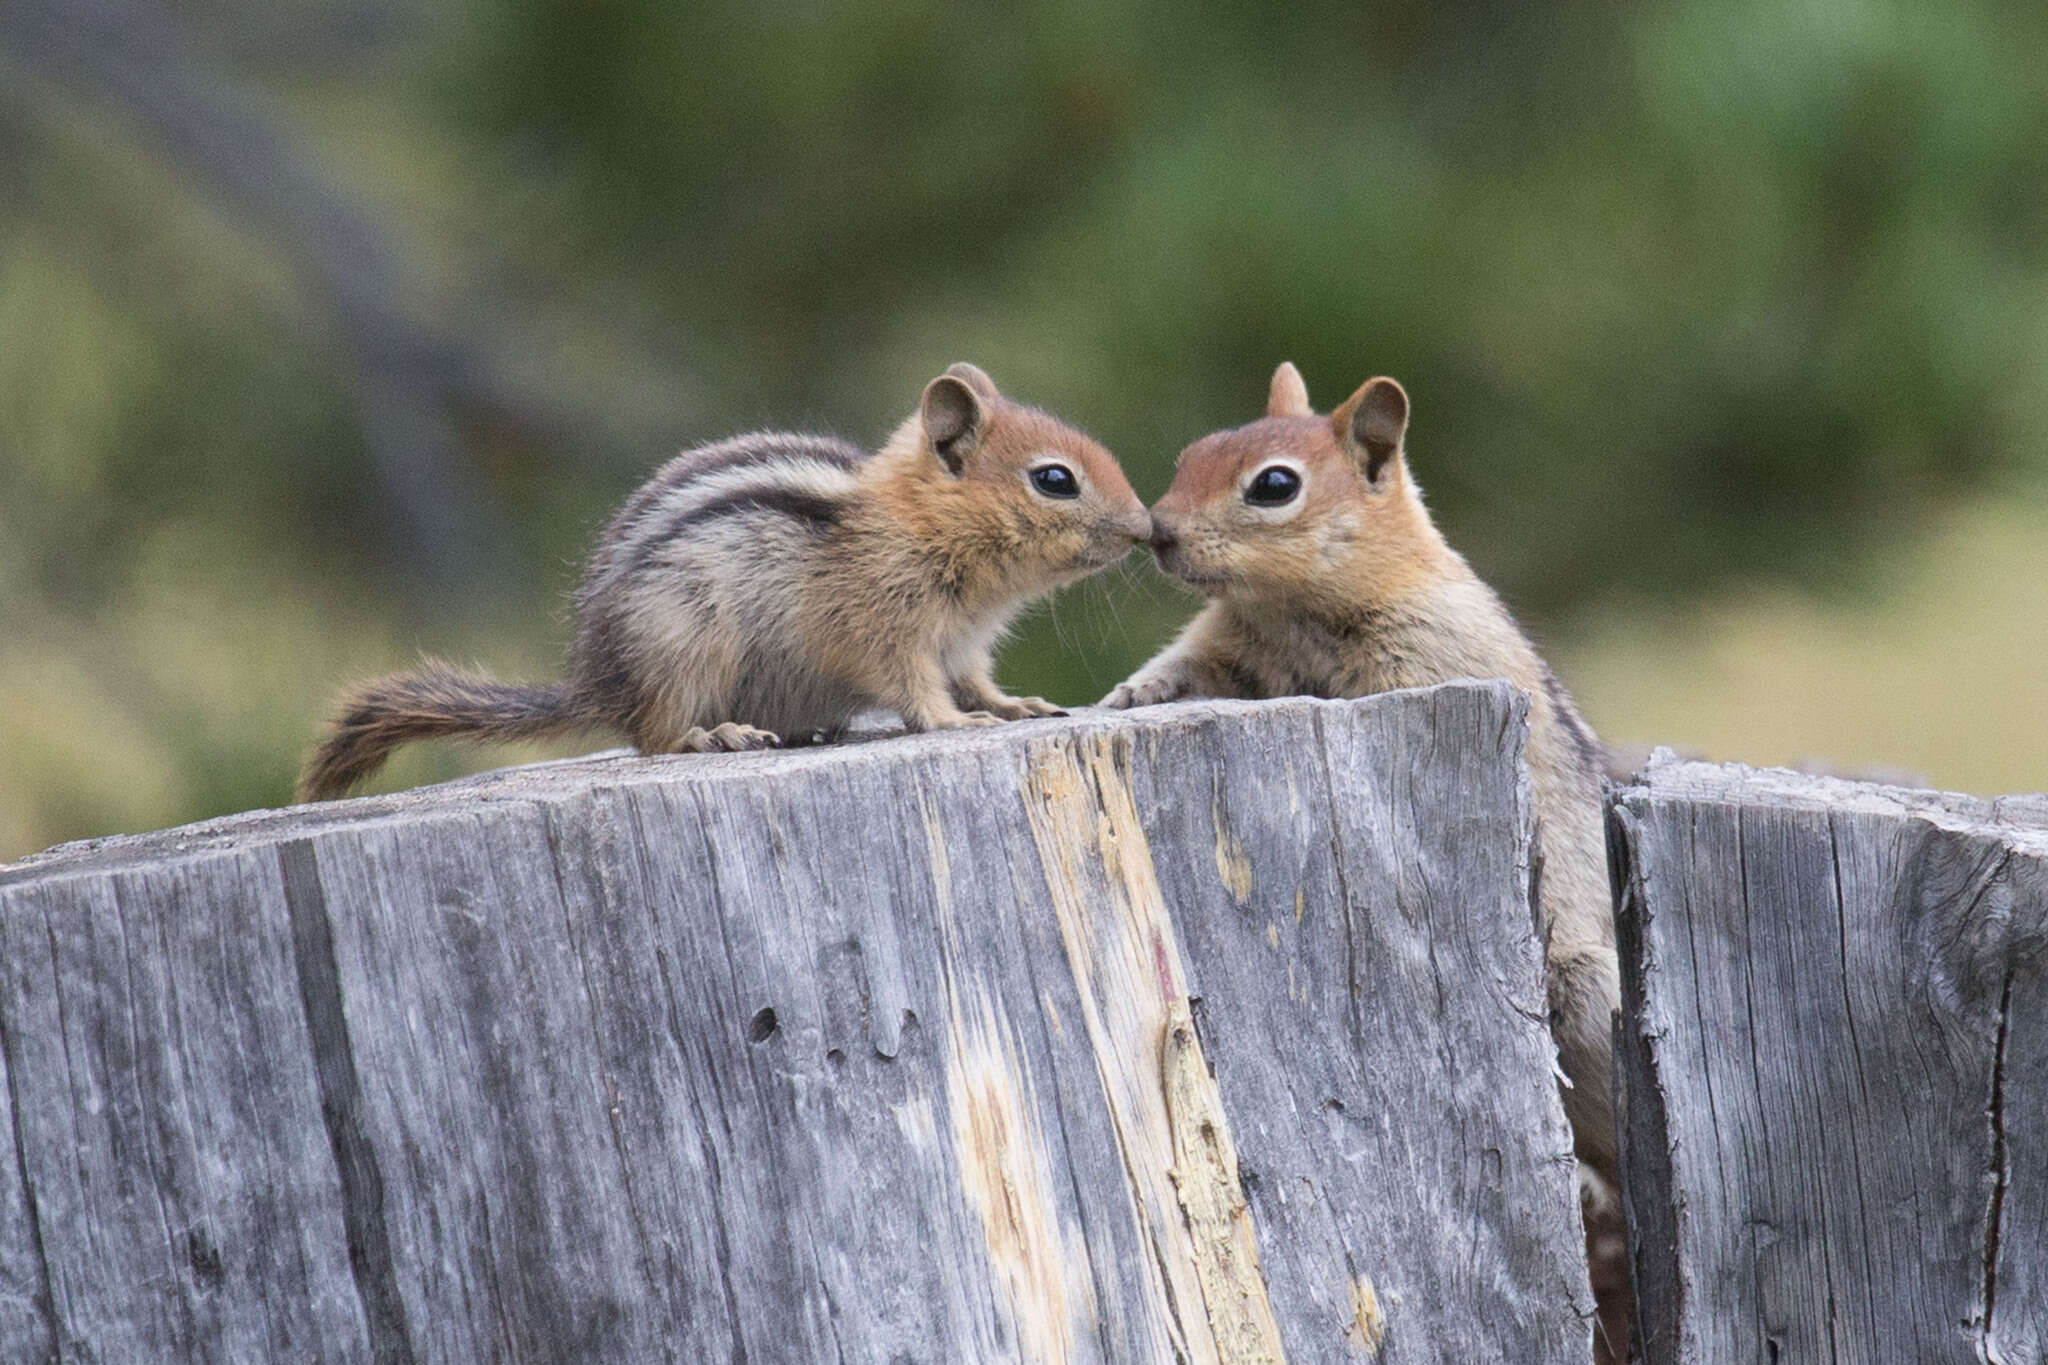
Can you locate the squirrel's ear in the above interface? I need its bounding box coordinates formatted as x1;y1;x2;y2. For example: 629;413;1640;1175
1332;377;1408;483
943;361;1001;403
1266;361;1313;418
921;373;985;474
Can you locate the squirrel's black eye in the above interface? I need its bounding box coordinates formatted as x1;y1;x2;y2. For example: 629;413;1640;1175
1245;465;1302;506
1030;464;1080;499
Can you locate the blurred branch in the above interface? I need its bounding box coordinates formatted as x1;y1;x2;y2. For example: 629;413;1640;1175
1;0;497;582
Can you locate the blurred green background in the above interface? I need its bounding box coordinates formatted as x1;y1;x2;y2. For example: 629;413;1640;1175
5;0;2047;858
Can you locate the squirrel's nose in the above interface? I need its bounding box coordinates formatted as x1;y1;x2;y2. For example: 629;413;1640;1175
1148;519;1178;553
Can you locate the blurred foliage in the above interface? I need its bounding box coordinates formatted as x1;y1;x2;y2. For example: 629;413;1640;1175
4;0;2047;855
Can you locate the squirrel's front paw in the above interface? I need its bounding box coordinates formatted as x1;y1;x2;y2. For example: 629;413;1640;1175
916;709;1006;732
676;722;783;753
987;694;1067;720
1100;676;1184;709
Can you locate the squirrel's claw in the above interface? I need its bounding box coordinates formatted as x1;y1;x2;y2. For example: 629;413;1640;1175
1100;675;1184;709
676;723;783;754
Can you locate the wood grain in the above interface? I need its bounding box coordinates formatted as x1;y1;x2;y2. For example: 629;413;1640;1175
1611;757;2048;1364
0;685;1591;1363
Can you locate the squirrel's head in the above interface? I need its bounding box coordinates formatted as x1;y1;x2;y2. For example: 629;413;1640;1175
1148;363;1440;601
888;362;1151;591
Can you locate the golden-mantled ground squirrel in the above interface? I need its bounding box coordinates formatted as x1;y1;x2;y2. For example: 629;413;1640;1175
1105;362;1622;1187
300;363;1150;800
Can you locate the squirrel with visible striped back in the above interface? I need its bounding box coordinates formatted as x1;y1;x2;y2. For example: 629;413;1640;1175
1104;362;1622;1189
300;363;1151;801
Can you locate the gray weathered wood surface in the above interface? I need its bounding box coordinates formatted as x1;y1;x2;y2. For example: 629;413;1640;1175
1610;757;2048;1365
0;683;1593;1363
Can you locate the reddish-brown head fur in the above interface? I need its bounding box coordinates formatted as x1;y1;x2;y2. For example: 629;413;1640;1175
874;363;1151;606
1148;364;1450;607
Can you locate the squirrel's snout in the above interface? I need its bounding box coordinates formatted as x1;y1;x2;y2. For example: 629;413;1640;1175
1115;504;1154;542
1148;518;1178;554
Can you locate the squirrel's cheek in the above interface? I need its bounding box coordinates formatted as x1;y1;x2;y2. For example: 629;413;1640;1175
1315;522;1357;563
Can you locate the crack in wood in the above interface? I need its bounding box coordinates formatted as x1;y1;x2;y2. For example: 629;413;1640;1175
278;838;417;1365
1163;1003;1287;1364
1983;964;2012;1346
1609;800;1680;1365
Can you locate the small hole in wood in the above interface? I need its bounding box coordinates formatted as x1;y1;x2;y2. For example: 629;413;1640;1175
826;1047;846;1068
187;1229;224;1288
747;1007;778;1043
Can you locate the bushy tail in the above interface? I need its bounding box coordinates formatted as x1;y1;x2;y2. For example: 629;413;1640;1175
299;662;582;801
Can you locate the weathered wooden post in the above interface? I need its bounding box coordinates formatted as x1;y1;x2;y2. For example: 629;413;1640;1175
1610;759;2047;1363
0;684;1594;1363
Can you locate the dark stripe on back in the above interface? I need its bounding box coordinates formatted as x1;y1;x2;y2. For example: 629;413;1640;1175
628;483;846;576
704;433;865;475
610;434;865;544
